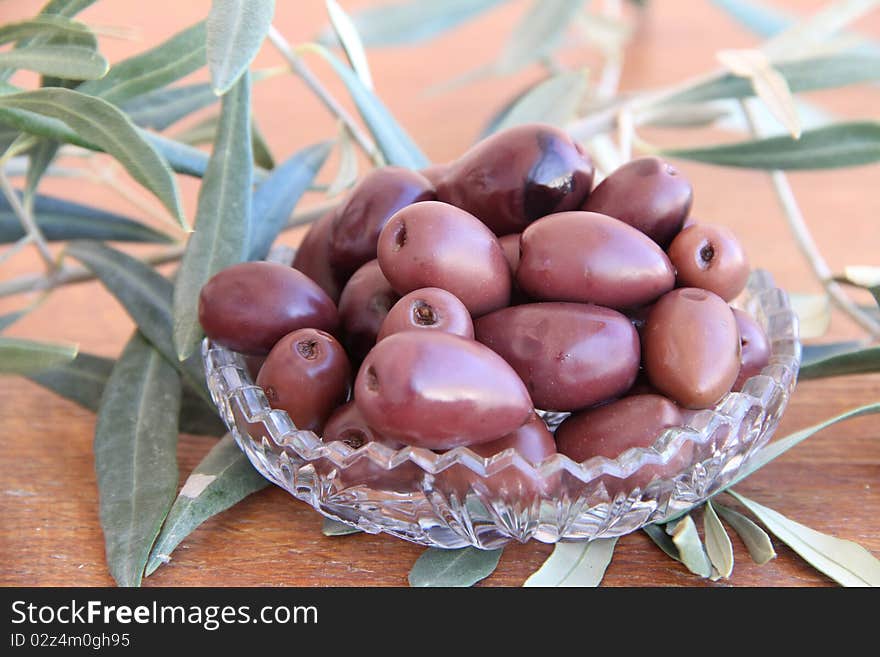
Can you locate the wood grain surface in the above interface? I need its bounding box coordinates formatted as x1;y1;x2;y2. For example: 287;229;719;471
0;0;878;588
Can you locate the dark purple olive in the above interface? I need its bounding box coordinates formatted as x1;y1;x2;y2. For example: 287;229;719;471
435;123;594;236
322;401;421;491
337;260;399;364
434;413;557;500
328;167;435;278
583;157;693;247
732;308;771;391
376;201;511;317
256;328;351;433
517;211;675;309
377;287;474;341
419;163;449;186
199;261;339;356
667;223;750;301
475;302;640;411
354;331;533;449
292;209;345;302
499;233;521;273
643;288;740;409
555;394;692;494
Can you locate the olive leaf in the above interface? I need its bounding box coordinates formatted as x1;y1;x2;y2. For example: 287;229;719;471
64;240;210;401
495;0;584;74
643;523;681;561
0;336;77;375
95;332;180;587
711;0;796;38
145;434;268;576
0;42;107;80
802;340;864;365
0;15;96;45
318;0;506;47
322;517;362;536
207;0;275;95
666;515;713;578
173;73;253;361
146;132;214;179
834;266;880;307
662;121;880;170
326;0;374;90
728;490;880;586
799;346;880;379
408;547;503;587
492;69;589;133
23;138;60;205
703;499;734;578
307;45;428;169
0;190;174;244
762;0;880;60
522;538;618;587
248;140;333;261
326;126;358;197
121;82;218;131
714;502;777;565
0;89;186;227
251;119;274;170
173;114;275;170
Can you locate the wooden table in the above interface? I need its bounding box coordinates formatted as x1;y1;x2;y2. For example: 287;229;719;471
1;0;878;587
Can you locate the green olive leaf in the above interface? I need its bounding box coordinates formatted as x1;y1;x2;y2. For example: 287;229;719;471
317;0;506;47
408;547;503;587
0;189;174;244
207;0;275;95
173;73;253;361
662;121;880;170
703;499;734;578
729;490;880;586
834;266;880;307
23;138;60;206
145;434;268;576
326;126;358;197
250;118;274;170
325;0;374;90
95;332;180;587
0;89;186;227
799;346;880;379
305;44;428;169
801;340;865;365
711;0;795;38
0;15;96;45
492;69;589;133
523;538;618;587
714;502;777;565
0;336;78;375
248;140;333;261
322;517;362;537
495;0;584;74
173;113;275;171
666;515;713;578
643;523;682;561
0;43;108;80
121;82;218;131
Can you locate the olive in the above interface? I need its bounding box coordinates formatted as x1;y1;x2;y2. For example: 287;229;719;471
475;302;640;411
377;287;474;341
199;261;339;356
498;233;521;274
354;331;533;449
434;413;557;500
256;328;351;433
555;394;692;494
582;157;693;247
376;201;511;316
419;163;449;187
434;123;594;236
732;308;771;391
292;208;345;302
337;260;399;364
322;401;421;492
517;211;675;309
643;288;740;409
667;223;750;301
328;166;435;278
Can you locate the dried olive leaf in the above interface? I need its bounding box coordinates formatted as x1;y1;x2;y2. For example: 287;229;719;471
494;69;589;133
95;332;180;587
728;490;880;586
0;336;77;375
714;502;777;565
322;517;362;537
306;44;428;169
326;0;374;90
0;44;107;80
495;0;584;74
0;89;185;226
249;140;333;261
523;539;618;587
173;73;253;361
663;121;880;170
146;434;268;576
317;0;505;47
207;0;275;95
77;22;206;105
799;346;880;379
703;499;734;578
0;190;174;244
666;515;713;578
409;547;503;587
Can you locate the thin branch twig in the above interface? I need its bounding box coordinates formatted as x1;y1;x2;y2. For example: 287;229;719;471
0;170;55;272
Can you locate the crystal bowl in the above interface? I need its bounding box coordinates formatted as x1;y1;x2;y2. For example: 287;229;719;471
203;268;800;549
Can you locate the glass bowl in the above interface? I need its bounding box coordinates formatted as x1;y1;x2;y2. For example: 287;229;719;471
203;260;800;549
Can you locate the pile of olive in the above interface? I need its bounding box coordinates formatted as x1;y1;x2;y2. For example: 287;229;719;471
198;122;771;494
